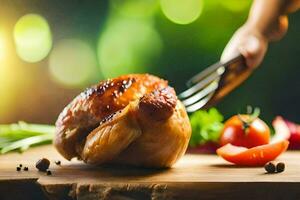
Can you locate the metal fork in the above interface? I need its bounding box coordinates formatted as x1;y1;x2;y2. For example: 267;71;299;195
178;53;253;113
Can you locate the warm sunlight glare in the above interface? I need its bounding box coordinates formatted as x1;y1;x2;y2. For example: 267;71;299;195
0;32;5;61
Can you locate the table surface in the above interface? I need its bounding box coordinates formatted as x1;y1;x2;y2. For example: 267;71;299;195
0;145;299;200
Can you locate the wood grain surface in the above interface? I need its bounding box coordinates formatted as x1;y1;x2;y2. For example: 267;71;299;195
0;145;299;200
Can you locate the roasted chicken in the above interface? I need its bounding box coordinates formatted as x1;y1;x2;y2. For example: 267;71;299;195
54;74;191;168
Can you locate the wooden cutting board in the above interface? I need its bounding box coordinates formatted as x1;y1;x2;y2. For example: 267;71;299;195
0;145;299;200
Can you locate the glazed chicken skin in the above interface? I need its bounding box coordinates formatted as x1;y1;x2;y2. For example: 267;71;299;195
54;74;191;168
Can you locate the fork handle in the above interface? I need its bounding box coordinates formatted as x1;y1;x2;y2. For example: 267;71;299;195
203;54;249;108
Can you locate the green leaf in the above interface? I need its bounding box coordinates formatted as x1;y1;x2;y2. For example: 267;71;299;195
189;108;224;147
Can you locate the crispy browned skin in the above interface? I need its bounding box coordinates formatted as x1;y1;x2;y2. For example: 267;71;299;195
54;74;191;168
139;87;177;121
110;99;191;167
55;74;167;160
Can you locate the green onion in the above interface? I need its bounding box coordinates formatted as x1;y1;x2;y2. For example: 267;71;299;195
0;121;55;154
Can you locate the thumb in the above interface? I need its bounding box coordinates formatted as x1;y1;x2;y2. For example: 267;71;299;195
238;34;268;68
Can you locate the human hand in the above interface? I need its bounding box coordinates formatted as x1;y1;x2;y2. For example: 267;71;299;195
221;0;300;68
221;24;269;68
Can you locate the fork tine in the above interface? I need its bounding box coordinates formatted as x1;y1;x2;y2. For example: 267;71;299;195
187;54;243;87
179;53;244;113
178;66;224;99
186;61;223;87
181;81;218;107
185;93;214;113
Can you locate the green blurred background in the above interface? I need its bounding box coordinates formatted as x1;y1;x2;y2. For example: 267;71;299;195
0;0;299;125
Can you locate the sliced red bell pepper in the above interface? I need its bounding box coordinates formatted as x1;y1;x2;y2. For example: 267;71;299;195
216;140;289;166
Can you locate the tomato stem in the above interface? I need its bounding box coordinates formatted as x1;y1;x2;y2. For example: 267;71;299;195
251;107;260;119
238;106;261;134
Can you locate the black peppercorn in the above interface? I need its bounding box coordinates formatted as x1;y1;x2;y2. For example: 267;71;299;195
16;167;21;171
24;167;29;171
46;170;52;175
55;160;61;165
264;162;276;173
276;162;285;173
19;164;22;168
36;158;50;172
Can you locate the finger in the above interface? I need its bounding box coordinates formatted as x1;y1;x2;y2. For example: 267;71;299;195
238;35;268;68
285;0;300;13
268;15;289;41
221;30;242;63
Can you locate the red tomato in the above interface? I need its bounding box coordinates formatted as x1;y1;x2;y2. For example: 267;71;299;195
216;140;289;166
220;115;270;148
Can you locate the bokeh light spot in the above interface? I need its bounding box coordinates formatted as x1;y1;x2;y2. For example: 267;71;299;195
97;18;162;78
14;14;52;63
111;0;159;18
49;39;98;88
219;0;251;12
160;0;203;24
